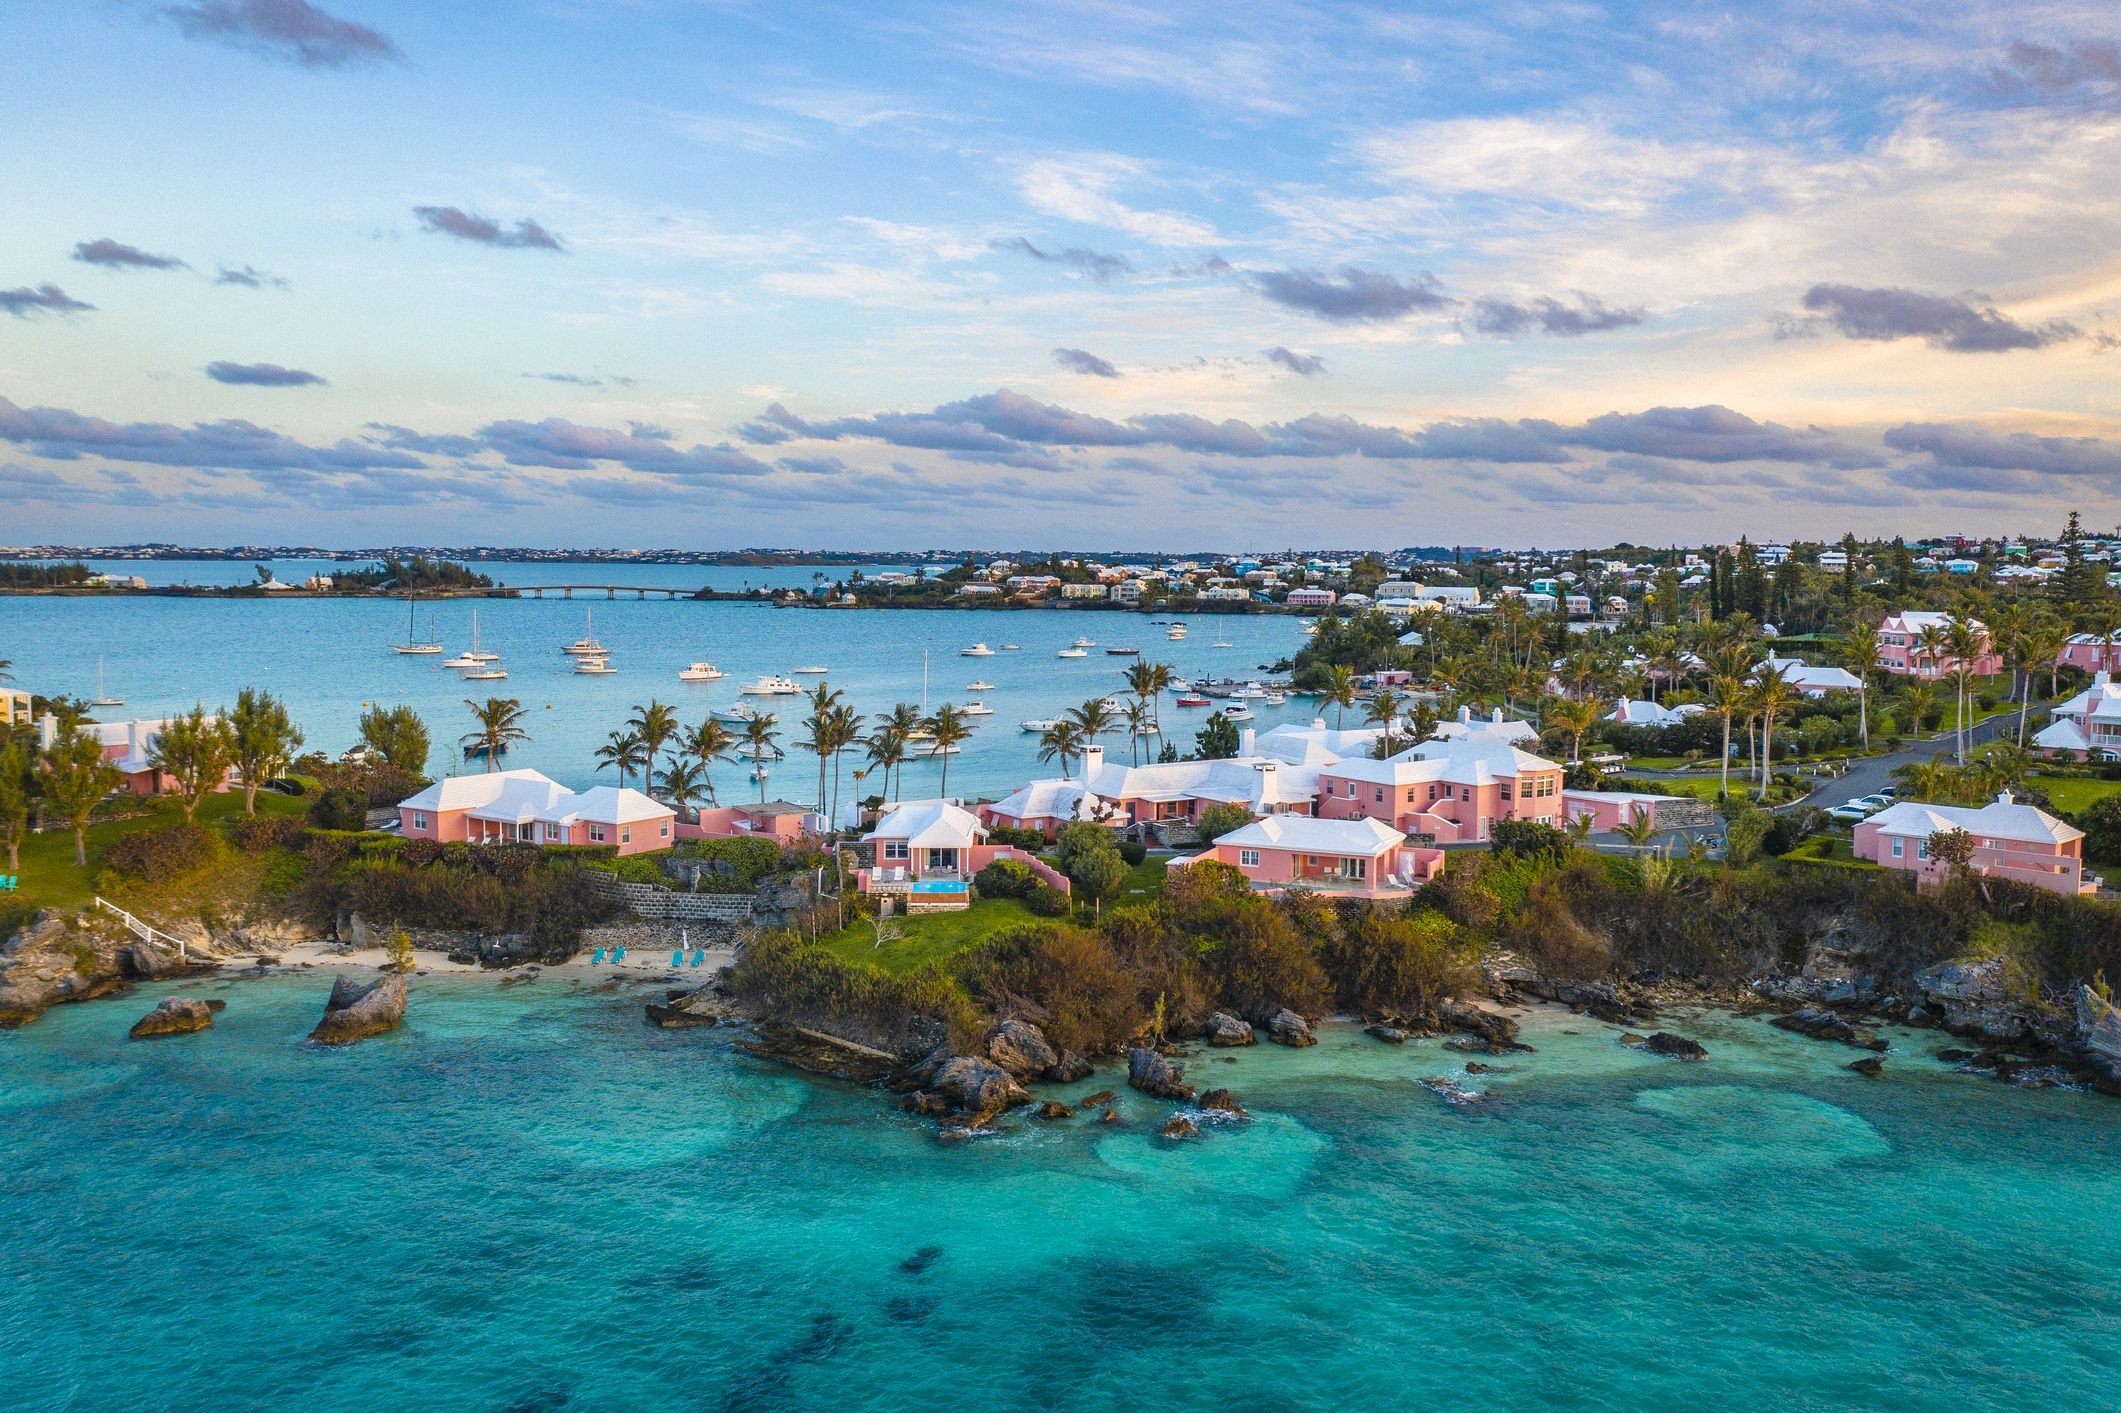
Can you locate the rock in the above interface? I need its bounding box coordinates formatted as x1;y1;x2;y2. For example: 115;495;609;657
1045;1049;1094;1083
1099;1104;1122;1124
306;973;406;1045
1160;1115;1198;1141
1205;1011;1256;1047
1849;1057;1885;1078
119;940;219;981
1036;1100;1075;1121
1197;1087;1246;1116
1619;1032;1649;1048
924;1056;1032;1127
1438;1002;1532;1052
1265;1009;1316;1048
1913;959;2030;1041
128;996;224;1039
2077;984;2121;1063
1644;1032;1708;1061
1464;1062;1499;1075
1126;1047;1193;1101
1771;1007;1887;1052
1365;1024;1408;1045
983;1019;1058;1078
1936;1048;1977;1063
1444;1037;1529;1056
1076;1089;1118;1109
899;1091;949;1117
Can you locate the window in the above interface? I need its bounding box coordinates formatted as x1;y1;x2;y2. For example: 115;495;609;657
1239;849;1260;867
660;821;671;838
1892;839;1903;859
1374;787;1385;803
412;812;427;831
620;826;632;845
546;823;565;842
883;840;909;860
588;824;606;842
1500;784;1512;802
1427;785;1438;802
1916;840;1929;861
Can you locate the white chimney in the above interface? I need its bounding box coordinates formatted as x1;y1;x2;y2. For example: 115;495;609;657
1240;726;1256;756
39;712;56;749
1081;744;1104;778
1491;708;1504;724
2098;671;2111;688
1457;705;1472;724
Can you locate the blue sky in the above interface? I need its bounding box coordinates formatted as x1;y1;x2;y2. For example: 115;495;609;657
2;0;2118;548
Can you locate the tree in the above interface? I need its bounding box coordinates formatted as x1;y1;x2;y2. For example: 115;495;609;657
825;702;863;826
683;717;736;805
383;927;415;973
1322;663;1357;728
1037;719;1087;778
358;704;431;775
1705;673;1747;799
741;713;781;803
42;729;122;865
798;683;845;814
922;703;972;797
1364;687;1407;754
1195;712;1241;760
149;705;236;824
1069;847;1128;918
594;729;646;788
227;687;303;814
1615;809;1661;854
1067;695;1113;742
656;758;706;817
1898;680;1937;739
1928;826;1976;878
1943;610;1984;763
862;714;911;804
1837;630;1879;749
1197;802;1255;843
460;697;530;774
0;737;34;870
1121;699;1154;764
1750;664;1801;799
1544;695;1604;767
627;700;680;800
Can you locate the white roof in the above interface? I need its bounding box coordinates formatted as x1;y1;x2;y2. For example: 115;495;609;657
2034;718;2090;752
983;777;1091;824
400;768;564;814
397;769;674;828
1865;793;2081;846
1763;657;1864;692
1216;814;1405;855
2052;674;2121;726
1611;698;1684;727
868;799;984;850
1083;753;1322;812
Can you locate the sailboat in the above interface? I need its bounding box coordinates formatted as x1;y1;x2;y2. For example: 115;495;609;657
443;609;497;670
390;599;443;654
561;607;606;656
90;656;124;708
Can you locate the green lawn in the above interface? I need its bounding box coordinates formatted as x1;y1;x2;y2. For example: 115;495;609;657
2031;775;2121;815
1113;853;1172;906
818;896;1042;975
8;786;310;915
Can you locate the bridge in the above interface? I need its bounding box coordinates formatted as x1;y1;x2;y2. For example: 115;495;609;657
392;584;720;601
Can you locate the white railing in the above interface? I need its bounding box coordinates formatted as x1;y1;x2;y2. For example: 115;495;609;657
93;895;188;960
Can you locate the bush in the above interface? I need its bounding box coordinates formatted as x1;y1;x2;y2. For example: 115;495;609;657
1195;803;1255;844
103;824;220;883
974;857;1034;900
1489;817;1571;862
308;787;368;831
1025;883;1073;917
583;853;668;885
985;824;1048;850
231;813;307;854
1118;839;1147;866
676;835;784;892
960;924;1147;1054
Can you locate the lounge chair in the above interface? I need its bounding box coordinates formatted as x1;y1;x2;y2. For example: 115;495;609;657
672;949;684;967
691;949;706;967
591;947;607;965
613;946;626;963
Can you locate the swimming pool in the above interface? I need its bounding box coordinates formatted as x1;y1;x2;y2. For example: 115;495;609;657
909;879;968;894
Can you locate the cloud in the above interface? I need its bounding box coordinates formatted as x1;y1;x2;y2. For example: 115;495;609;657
1987;39;2121;104
1015;154;1220;246
1568;405;1873;466
1469;294;1648;338
1262;346;1325;376
214;263;288;289
1787;283;2076;352
165;0;402;69
413;206;565;251
1885;422;2121;488
365;422;480;456
72;238;187;271
1251;266;1449;323
0;395;421;471
1052;347;1120;378
205;360;328;387
991;236;1131;283
0;285;95;318
476;417;771;478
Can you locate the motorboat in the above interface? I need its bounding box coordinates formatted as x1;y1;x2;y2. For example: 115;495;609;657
1233;683;1268;700
573;657;616;675
1166;624;1187;639
961;643;995;657
1175;695;1211;708
560;607;607;656
678;662;725;682
464;666;509;680
1019;718;1061;732
1221;704;1254;721
960;701;994;717
791;665;829;674
1105;646;1140;656
1264;692;1287;706
1000;644;1021;651
440;651;483;670
1211;640;1234;648
739;674;801;695
918;742;962;756
390;602;443;655
89;656;124;707
713;704;773;726
1056;647;1088;659
1071;635;1096;647
963;679;996;691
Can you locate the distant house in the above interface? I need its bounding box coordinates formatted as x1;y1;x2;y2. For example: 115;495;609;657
1284;587;1337;608
1853;793;2095;895
397;769;676;854
1761;656;1864;696
855;799;1067;902
40;712;236;797
1;689;31;729
1312;736;1567;844
2035;672;2121;760
1177;814;1441;898
685;800;819;845
1609;698;1688;728
1876;611;2002;678
2056;633;2121;674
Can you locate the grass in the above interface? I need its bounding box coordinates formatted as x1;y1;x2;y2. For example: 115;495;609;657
8;786;309;916
2031;775;2121;815
1113;853;1171;906
817;896;1042;975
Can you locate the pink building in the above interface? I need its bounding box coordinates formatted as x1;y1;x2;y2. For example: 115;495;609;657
1313;737;1566;844
853;799;1070;904
1178;815;1442;898
2033;672;2121;761
397;769;676;855
680;801;818;845
1876;611;2002;678
2056;633;2121;674
40;712;235;797
1853;793;2095;895
1559;790;1674;832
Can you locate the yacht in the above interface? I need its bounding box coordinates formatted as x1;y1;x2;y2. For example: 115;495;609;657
1000;644;1021;651
960;701;994;717
390;602;443;655
917;742;962;756
961;643;995;657
1175;694;1211;708
464;610;499;663
713;703;772;726
739;674;801;695
678;662;725;682
1233;683;1268;700
573;656;617;675
1056;647;1088;659
963;679;996;692
89;656;124;708
464;666;509;681
1105;646;1140;657
1019;718;1061;732
440;650;483;670
560;608;607;656
1211;640;1234;649
1264;691;1287;706
1221;704;1254;721
1071;635;1096;648
791;665;830;675
1166;624;1187;640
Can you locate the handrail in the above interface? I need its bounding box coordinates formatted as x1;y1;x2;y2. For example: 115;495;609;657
92;895;188;960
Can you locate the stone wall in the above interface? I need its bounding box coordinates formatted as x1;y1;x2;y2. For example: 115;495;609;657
585;871;756;922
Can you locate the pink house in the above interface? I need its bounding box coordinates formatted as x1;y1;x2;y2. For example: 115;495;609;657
397;769;676;855
1178;815;1442;897
42;712;237;798
1876;611;2002;678
1313;737;1566;844
853;799;1070;902
1853;793;2095;895
1560;790;1671;832
980;743;1317;838
2057;633;2121;674
2035;672;2121;761
679;801;818;845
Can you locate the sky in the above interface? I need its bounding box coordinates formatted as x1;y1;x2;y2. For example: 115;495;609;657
2;0;2119;551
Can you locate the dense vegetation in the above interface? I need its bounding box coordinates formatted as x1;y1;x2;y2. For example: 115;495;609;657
333;555;496;592
0;561;98;589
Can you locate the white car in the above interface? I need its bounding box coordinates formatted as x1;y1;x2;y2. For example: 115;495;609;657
1852;793;1894;812
1826;802;1873;823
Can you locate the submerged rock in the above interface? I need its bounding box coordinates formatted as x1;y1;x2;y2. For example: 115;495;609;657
1464;1061;1500;1075
1439;1002;1532;1052
1205;1011;1256;1047
1265;1009;1317;1048
128;996;224;1039
1160;1114;1198;1141
1126;1047;1194;1102
1197;1087;1246;1117
1771;1007;1888;1052
1036;1100;1075;1121
307;973;406;1045
1365;1024;1409;1045
1849;1057;1885;1078
1076;1089;1118;1109
1644;1031;1708;1061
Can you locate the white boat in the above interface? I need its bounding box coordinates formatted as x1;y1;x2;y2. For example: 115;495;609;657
390;602;443;655
1019;718;1061;732
678;662;725;682
1071;635;1096;647
440;651;482;670
1212;640;1234;649
1221;704;1254;721
446;608;498;665
1056;647;1088;659
960;701;994;717
89;656;124;708
964;679;996;691
791;665;829;675
739;674;801;695
464;667;509;680
1264;692;1287;706
1000;644;1021;651
961;643;995;657
917;742;961;756
714;704;773;726
1166;625;1187;639
561;607;606;656
573;657;617;675
1234;683;1268;700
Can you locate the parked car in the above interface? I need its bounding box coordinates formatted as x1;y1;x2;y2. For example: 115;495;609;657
1852;793;1893;812
1826;802;1873;823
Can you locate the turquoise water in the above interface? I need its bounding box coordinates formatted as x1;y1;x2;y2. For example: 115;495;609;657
4;979;2116;1411
3;561;1309;799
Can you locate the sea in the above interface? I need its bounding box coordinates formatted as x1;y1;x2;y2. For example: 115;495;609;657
2;559;1314;802
1;979;2116;1411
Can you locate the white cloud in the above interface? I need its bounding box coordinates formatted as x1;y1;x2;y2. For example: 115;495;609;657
1016;153;1221;247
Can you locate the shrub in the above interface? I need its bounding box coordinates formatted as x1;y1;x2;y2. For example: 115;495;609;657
103;823;220;883
986;824;1048;851
231;812;307;854
1118;839;1147;866
677;835;785;891
1489;817;1571;862
960;924;1147;1054
1025;882;1073;917
582;853;668;886
308;787;368;831
974;857;1034;900
1195;803;1255;844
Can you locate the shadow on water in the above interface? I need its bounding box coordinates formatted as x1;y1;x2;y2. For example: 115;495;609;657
719;1312;850;1413
897;1244;943;1275
500;1388;572;1413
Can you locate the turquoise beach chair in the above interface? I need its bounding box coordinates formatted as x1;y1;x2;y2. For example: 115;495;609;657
691;949;705;967
591;947;607;965
613;946;626;963
672;949;684;967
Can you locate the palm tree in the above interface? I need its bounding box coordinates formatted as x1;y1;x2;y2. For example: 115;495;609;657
1706;672;1748;800
1038;719;1087;777
863;717;911;803
1898;680;1937;741
922;704;972;797
655;758;705;817
0;659;12;684
799;701;835;813
881;704;925;800
683;717;735;804
1751;663;1802;800
1913;621;1950;684
1544;695;1603;768
1616;809;1661;854
1140;660;1176;736
2020;618;2067;723
1067;695;1113;741
627;700;680;798
1121;700;1154;764
2083;596;2121;675
1364;687;1407;755
460;697;530;773
1943;610;1985;763
594;728;646;788
1838;629;1880;749
825;702;863;827
1322;663;1357;728
740;713;780;803
1891;754;1952;804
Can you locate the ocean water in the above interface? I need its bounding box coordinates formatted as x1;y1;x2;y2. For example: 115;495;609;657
2;562;1311;799
3;979;2116;1412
